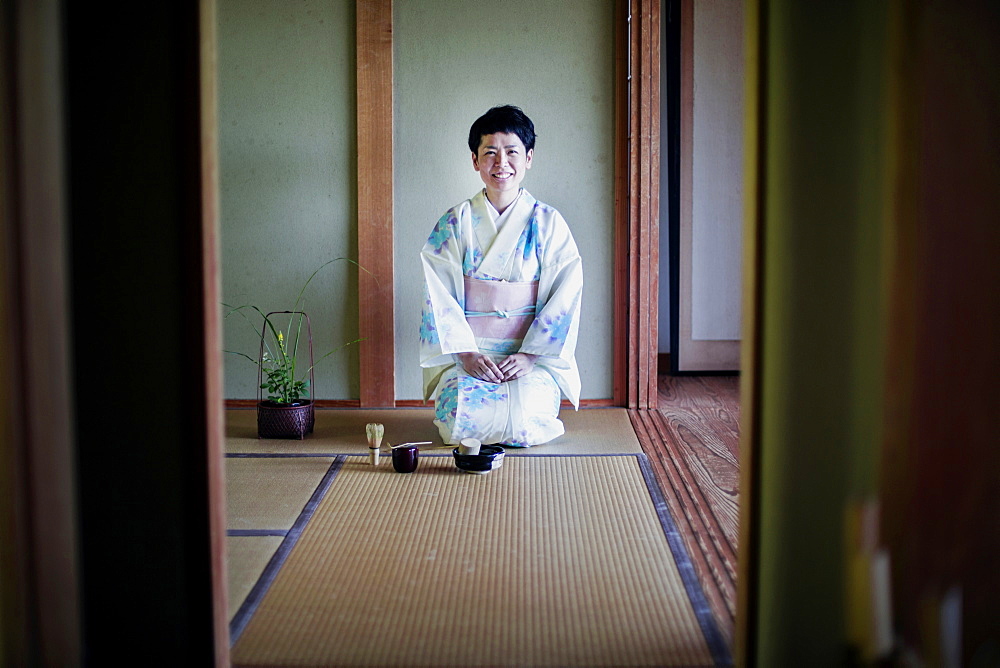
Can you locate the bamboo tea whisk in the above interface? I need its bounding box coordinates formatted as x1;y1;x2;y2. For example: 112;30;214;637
366;423;384;465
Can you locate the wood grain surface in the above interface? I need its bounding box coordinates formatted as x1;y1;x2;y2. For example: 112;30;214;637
623;0;662;409
630;374;740;647
356;0;395;406
613;0;629;407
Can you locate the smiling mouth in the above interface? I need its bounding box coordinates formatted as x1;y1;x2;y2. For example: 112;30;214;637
492;173;513;179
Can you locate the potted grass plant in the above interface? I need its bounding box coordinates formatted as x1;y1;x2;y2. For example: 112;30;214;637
224;258;365;439
253;310;316;439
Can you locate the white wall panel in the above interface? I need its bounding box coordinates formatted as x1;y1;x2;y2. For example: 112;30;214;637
691;0;744;341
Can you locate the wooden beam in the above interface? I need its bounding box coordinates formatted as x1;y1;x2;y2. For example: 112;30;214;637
356;0;395;407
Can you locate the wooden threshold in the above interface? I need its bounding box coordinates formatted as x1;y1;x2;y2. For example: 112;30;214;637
226;399;362;409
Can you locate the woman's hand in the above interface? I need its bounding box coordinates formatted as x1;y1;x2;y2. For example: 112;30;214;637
458;352;504;383
497;353;538;381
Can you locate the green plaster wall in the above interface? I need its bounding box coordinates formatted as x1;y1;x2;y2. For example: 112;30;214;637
218;0;616;401
218;0;359;400
392;0;617;400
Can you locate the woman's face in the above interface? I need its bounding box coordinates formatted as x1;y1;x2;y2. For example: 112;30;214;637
472;132;533;199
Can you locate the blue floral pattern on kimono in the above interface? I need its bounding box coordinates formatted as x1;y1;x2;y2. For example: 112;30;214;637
420;189;583;446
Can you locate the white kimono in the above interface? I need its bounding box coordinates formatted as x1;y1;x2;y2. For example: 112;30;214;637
419;189;582;447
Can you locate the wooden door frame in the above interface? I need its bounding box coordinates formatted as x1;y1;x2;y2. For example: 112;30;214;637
199;0;229;662
669;0;742;374
616;0;662;409
349;0;662;410
352;0;658;409
2;0;228;662
736;0;763;663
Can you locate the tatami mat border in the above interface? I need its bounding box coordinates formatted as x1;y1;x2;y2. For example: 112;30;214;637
226;453;341;458
637;455;732;666
227;529;287;537
226;452;645;459
228;455;346;645
225;403;617;409
226;452;729;663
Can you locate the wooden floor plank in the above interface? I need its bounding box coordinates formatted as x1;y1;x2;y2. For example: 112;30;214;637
665;415;739;556
657;376;740;550
646;411;736;615
630;374;741;648
658;376;741;460
629;410;735;647
648;410;737;581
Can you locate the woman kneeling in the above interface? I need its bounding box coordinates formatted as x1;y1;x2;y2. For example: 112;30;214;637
419;105;583;447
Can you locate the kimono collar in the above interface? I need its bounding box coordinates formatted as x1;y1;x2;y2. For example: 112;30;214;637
473;189;537;280
484;189;523;230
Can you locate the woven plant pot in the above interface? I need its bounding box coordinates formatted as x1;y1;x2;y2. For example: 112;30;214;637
257;400;314;440
256;311;316;440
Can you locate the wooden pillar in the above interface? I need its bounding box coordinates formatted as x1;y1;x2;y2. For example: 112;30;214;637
619;0;661;409
613;0;629;406
356;0;395;406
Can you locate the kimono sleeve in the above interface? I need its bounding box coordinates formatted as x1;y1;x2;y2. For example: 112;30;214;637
419;209;478;369
518;210;582;368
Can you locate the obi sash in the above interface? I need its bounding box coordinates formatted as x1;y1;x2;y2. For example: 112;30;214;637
464;276;538;340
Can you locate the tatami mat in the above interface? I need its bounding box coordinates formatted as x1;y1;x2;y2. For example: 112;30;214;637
225;407;642;455
226;457;335;530
228;536;283;622
231;455;716;666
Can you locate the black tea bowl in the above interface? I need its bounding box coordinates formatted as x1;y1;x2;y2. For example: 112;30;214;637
452;444;505;474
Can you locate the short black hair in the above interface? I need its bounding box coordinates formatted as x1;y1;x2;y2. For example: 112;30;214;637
468;105;536;154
